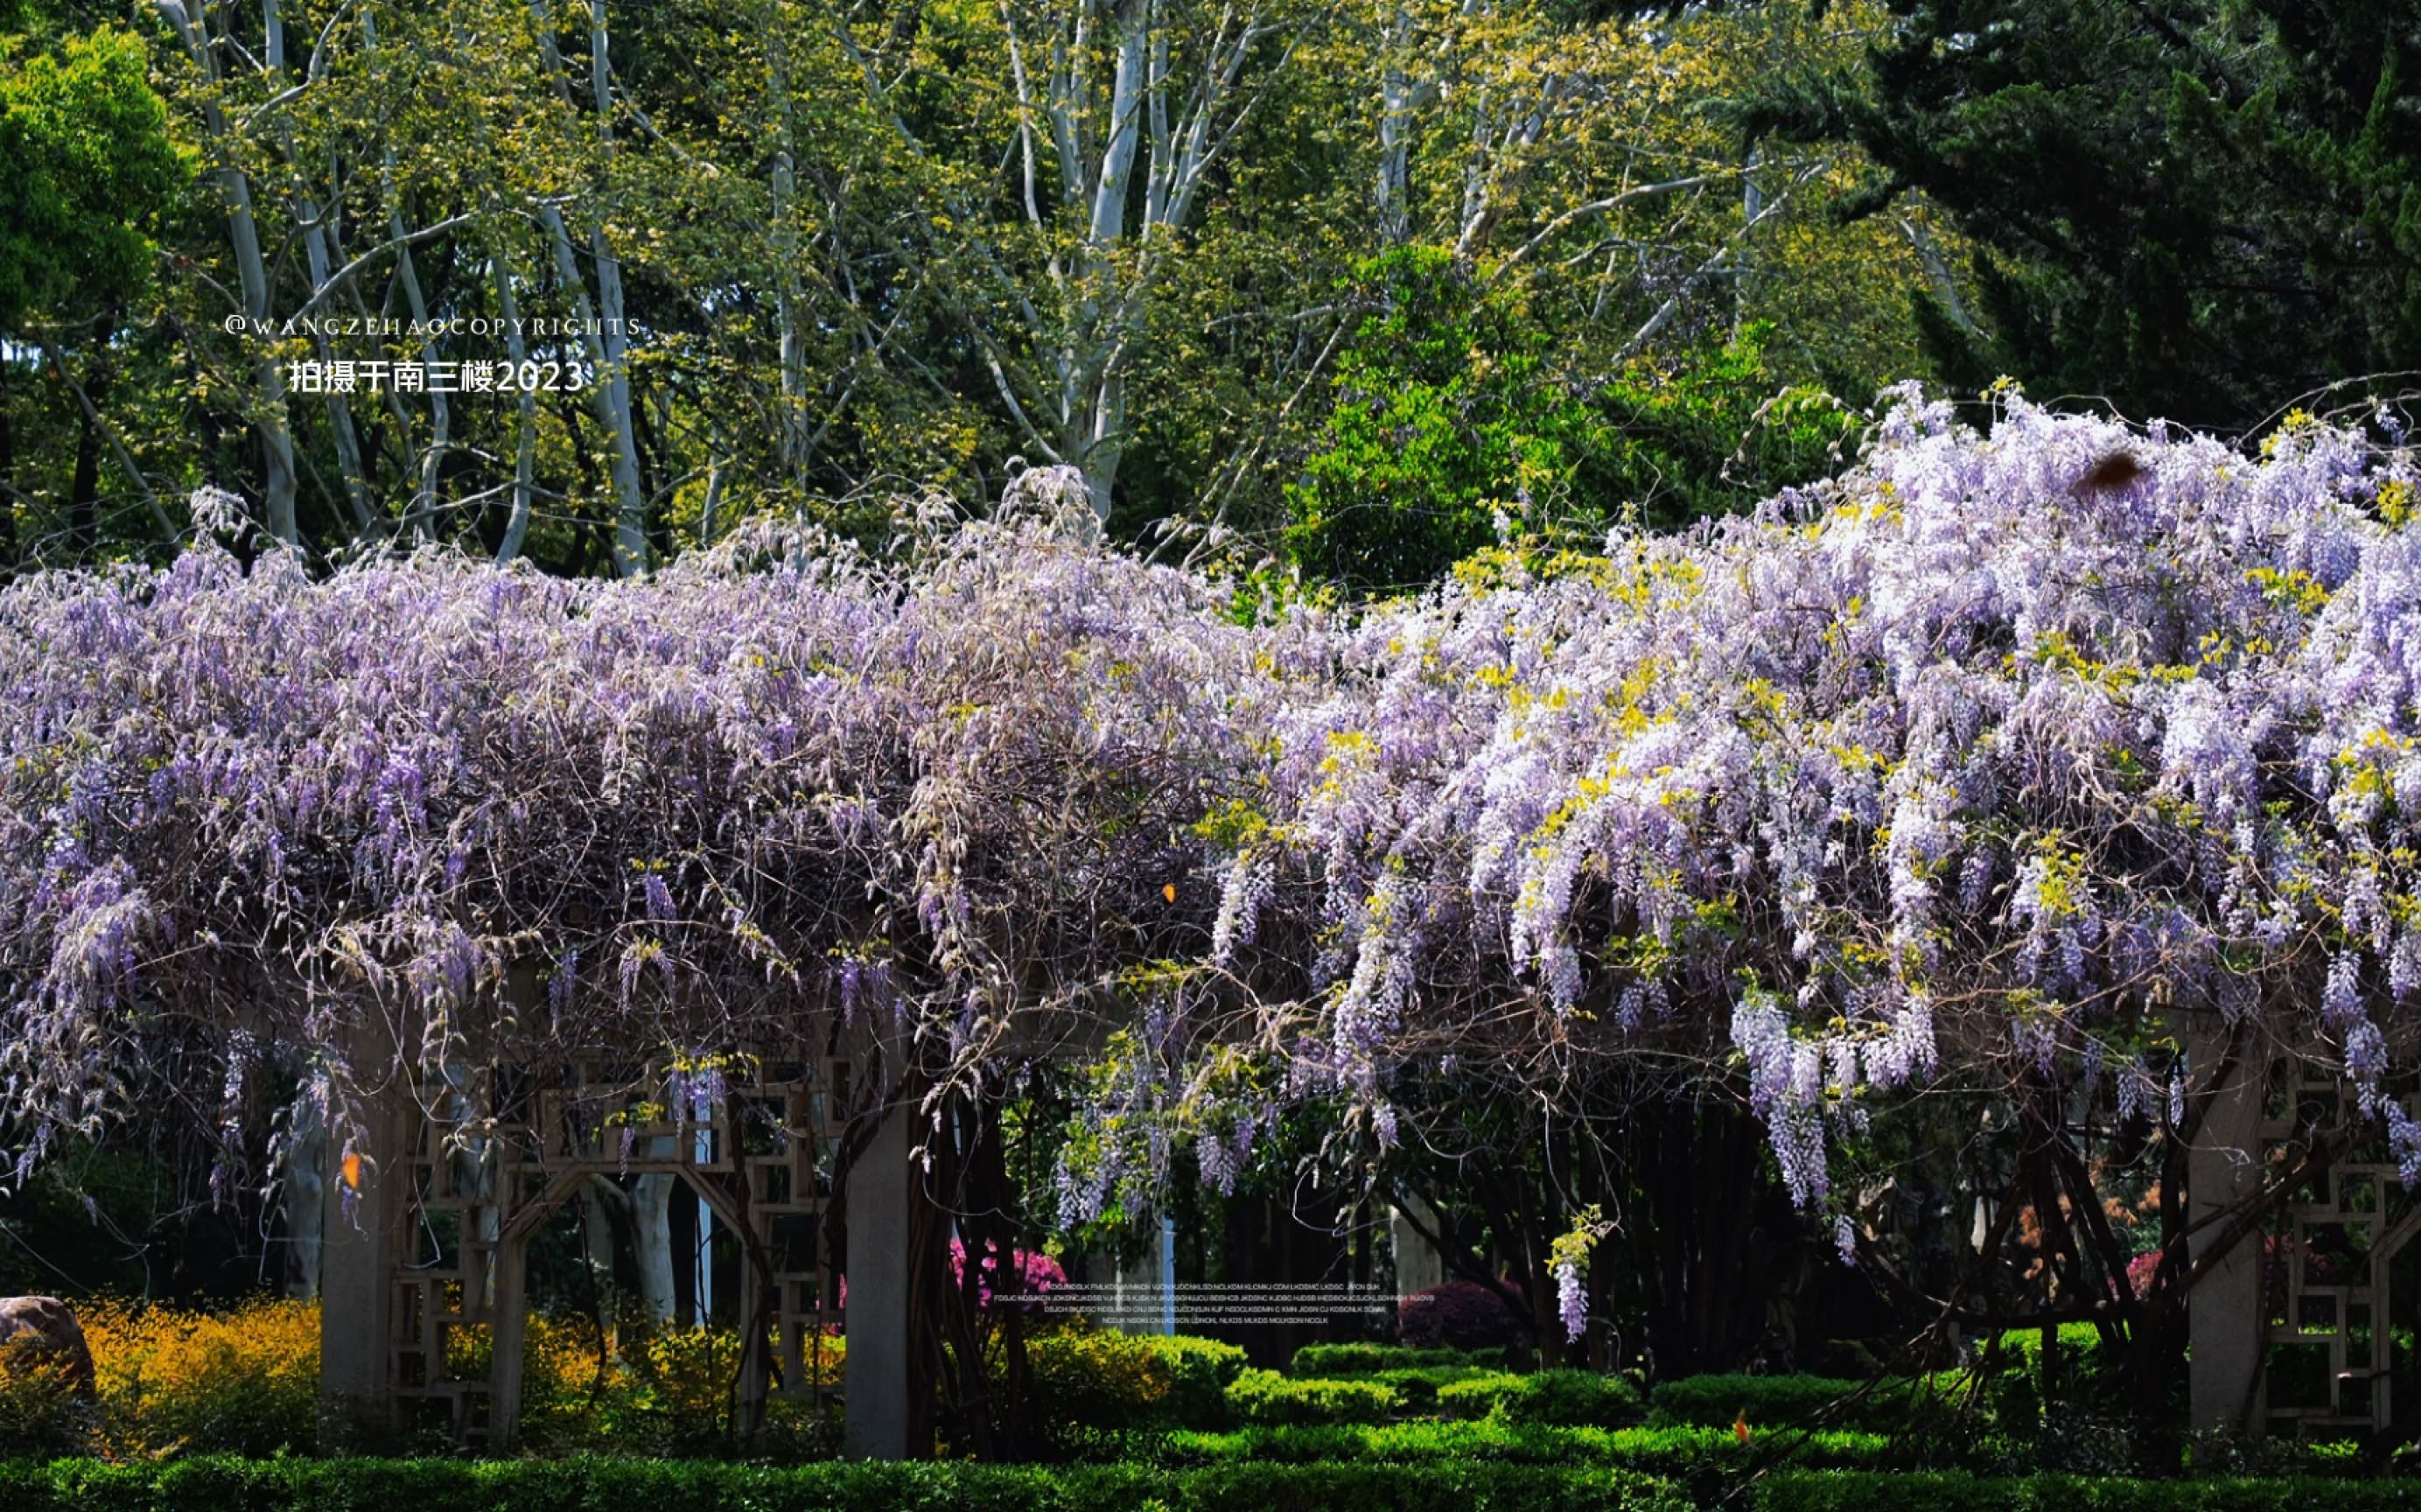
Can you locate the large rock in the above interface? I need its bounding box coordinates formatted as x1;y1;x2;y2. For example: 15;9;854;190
0;1296;95;1397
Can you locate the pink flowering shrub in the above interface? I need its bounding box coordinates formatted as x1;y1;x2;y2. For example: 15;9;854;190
948;1238;1065;1312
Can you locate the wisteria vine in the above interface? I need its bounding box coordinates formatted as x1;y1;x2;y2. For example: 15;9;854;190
1;393;2417;1341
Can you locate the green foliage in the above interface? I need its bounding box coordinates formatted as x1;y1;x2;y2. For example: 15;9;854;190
1225;1368;1400;1426
1584;326;1857;531
0;1454;1697;1512
1435;1368;1644;1427
1146;1336;1251;1431
1753;1471;2421;1512
1281;257;1855;595
1283;247;1608;595
1347;1367;1498;1411
1286;1344;1482;1376
1020;1326;1179;1436
1973;1324;2126;1424
0;24;184;329
1648;1375;1949;1434
1153;1419;1894;1474
1756;0;2421;432
0;1145;160;1295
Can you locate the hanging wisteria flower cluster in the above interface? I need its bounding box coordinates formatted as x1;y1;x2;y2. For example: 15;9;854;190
2;391;2418;1289
1191;387;2421;1216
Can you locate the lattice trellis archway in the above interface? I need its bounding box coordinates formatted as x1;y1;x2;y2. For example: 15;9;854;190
378;1051;859;1450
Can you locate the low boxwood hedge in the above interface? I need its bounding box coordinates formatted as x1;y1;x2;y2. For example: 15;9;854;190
1351;1365;1494;1410
1754;1471;2421;1511
0;1455;1693;1512
1649;1374;1949;1435
1151;1419;1893;1474
1149;1335;1252;1430
1225;1368;1399;1426
1436;1368;1643;1426
1287;1344;1482;1376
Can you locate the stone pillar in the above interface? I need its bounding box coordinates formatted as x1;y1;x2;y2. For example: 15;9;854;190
1391;1195;1445;1298
2188;1031;2267;1443
843;1096;914;1459
317;1090;400;1449
1158;1214;1178;1335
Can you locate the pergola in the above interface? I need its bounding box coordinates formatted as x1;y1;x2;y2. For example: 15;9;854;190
7;400;2419;1453
311;1003;929;1457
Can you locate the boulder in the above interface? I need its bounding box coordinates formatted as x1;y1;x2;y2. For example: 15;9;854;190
0;1296;94;1397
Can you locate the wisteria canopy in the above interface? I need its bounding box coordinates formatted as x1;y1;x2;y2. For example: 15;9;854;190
2;389;2415;1251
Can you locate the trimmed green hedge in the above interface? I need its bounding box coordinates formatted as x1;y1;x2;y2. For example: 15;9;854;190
1436;1369;1643;1426
1755;1471;2421;1511
1350;1366;1494;1410
1649;1375;1946;1434
0;1455;1692;1512
1148;1336;1252;1430
1226;1369;1399;1426
1151;1420;1893;1474
1287;1344;1481;1376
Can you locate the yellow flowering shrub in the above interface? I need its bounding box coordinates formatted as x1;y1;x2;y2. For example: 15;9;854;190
1015;1325;1172;1434
0;1298;843;1460
62;1295;321;1458
0;1335;94;1456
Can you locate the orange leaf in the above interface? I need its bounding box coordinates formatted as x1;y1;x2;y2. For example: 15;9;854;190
342;1152;362;1191
1162;883;1178;903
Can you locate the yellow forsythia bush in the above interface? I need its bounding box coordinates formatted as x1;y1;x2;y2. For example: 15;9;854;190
0;1298;843;1460
80;1295;321;1457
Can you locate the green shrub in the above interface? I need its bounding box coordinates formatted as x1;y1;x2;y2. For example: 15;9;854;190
1438;1368;1642;1426
1972;1324;2150;1429
1147;1335;1251;1430
1226;1368;1399;1426
1288;1343;1483;1376
1151;1419;1892;1474
1650;1374;1947;1434
1018;1326;1174;1435
1280;1365;1489;1410
0;1454;1695;1512
1753;1470;2421;1511
1436;1371;1526;1419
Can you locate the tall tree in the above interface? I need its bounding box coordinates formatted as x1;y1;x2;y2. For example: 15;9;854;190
1747;0;2421;430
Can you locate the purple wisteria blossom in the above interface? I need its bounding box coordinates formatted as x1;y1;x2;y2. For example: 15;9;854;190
0;388;2418;1231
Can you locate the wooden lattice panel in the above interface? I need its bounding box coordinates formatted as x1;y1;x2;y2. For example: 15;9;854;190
2258;1066;2421;1438
390;1065;505;1443
386;1052;853;1447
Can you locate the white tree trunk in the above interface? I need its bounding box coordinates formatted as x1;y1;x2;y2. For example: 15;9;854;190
528;0;648;574
632;1172;678;1322
284;1093;324;1299
492;246;539;564
155;0;299;542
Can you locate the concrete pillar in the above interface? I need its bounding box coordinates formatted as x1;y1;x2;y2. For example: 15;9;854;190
317;1091;399;1449
1391;1195;1445;1298
1106;1217;1175;1334
1158;1214;1178;1335
1109;1217;1176;1334
843;1097;914;1459
2188;1032;2267;1442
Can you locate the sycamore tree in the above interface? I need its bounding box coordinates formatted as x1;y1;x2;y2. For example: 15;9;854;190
1;0;1970;574
1262;0;1962;592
